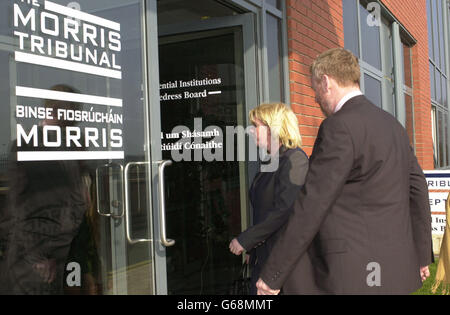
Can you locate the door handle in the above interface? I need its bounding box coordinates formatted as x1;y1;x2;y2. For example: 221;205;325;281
122;160;174;246
95;163;125;219
157;160;175;247
124;161;152;244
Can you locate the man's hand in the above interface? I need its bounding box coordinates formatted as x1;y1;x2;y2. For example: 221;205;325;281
420;266;430;282
229;238;244;255
256;278;280;295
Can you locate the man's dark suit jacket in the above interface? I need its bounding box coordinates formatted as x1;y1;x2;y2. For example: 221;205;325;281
260;95;432;294
237;146;322;294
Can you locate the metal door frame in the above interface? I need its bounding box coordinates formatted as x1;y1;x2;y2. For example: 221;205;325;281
146;8;258;294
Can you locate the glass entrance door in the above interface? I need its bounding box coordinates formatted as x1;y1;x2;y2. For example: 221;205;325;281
156;14;257;294
0;0;160;294
0;0;258;295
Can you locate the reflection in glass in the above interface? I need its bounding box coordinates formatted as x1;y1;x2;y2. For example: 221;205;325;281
359;3;381;70
432;107;438;167
427;0;434;60
364;74;382;108
157;0;238;27
159;31;244;294
442;77;447;106
0;0;154;295
405;93;414;147
436;69;442;105
438;1;446;73
430;63;436;101
2;85;90;295
265;0;281;9
431;0;440;68
343;0;360;58
267;14;282;102
403;44;412;88
446;112;449;166
438;110;445;167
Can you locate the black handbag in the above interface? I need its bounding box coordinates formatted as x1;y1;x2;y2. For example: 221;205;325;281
230;263;251;295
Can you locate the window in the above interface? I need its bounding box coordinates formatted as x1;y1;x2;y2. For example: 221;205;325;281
364;73;382;107
403;43;415;148
358;2;387;111
427;0;449;168
359;3;382;70
265;0;281;10
266;13;283;102
212;0;287;104
261;0;287;103
343;0;359;57
343;0;418;149
343;0;405;117
432;107;438;165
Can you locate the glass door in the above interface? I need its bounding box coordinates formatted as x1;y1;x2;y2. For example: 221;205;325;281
155;13;258;294
0;0;160;294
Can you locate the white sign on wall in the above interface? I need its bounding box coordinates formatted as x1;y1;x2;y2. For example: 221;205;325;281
424;170;449;236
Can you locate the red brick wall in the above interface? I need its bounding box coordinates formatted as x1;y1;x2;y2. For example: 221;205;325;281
287;0;434;169
287;0;344;156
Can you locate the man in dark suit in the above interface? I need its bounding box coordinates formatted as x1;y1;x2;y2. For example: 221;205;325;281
256;48;432;295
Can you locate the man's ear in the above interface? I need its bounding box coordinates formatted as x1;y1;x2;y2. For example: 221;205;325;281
321;74;330;92
320;74;330;93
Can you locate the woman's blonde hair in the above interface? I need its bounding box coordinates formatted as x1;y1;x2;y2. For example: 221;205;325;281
249;103;302;149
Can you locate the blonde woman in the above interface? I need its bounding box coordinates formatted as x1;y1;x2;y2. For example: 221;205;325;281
229;103;319;294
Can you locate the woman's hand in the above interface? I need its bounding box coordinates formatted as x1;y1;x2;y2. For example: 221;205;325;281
229;238;244;255
33;258;57;284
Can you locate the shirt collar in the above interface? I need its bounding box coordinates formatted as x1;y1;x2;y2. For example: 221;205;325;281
334;90;363;113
